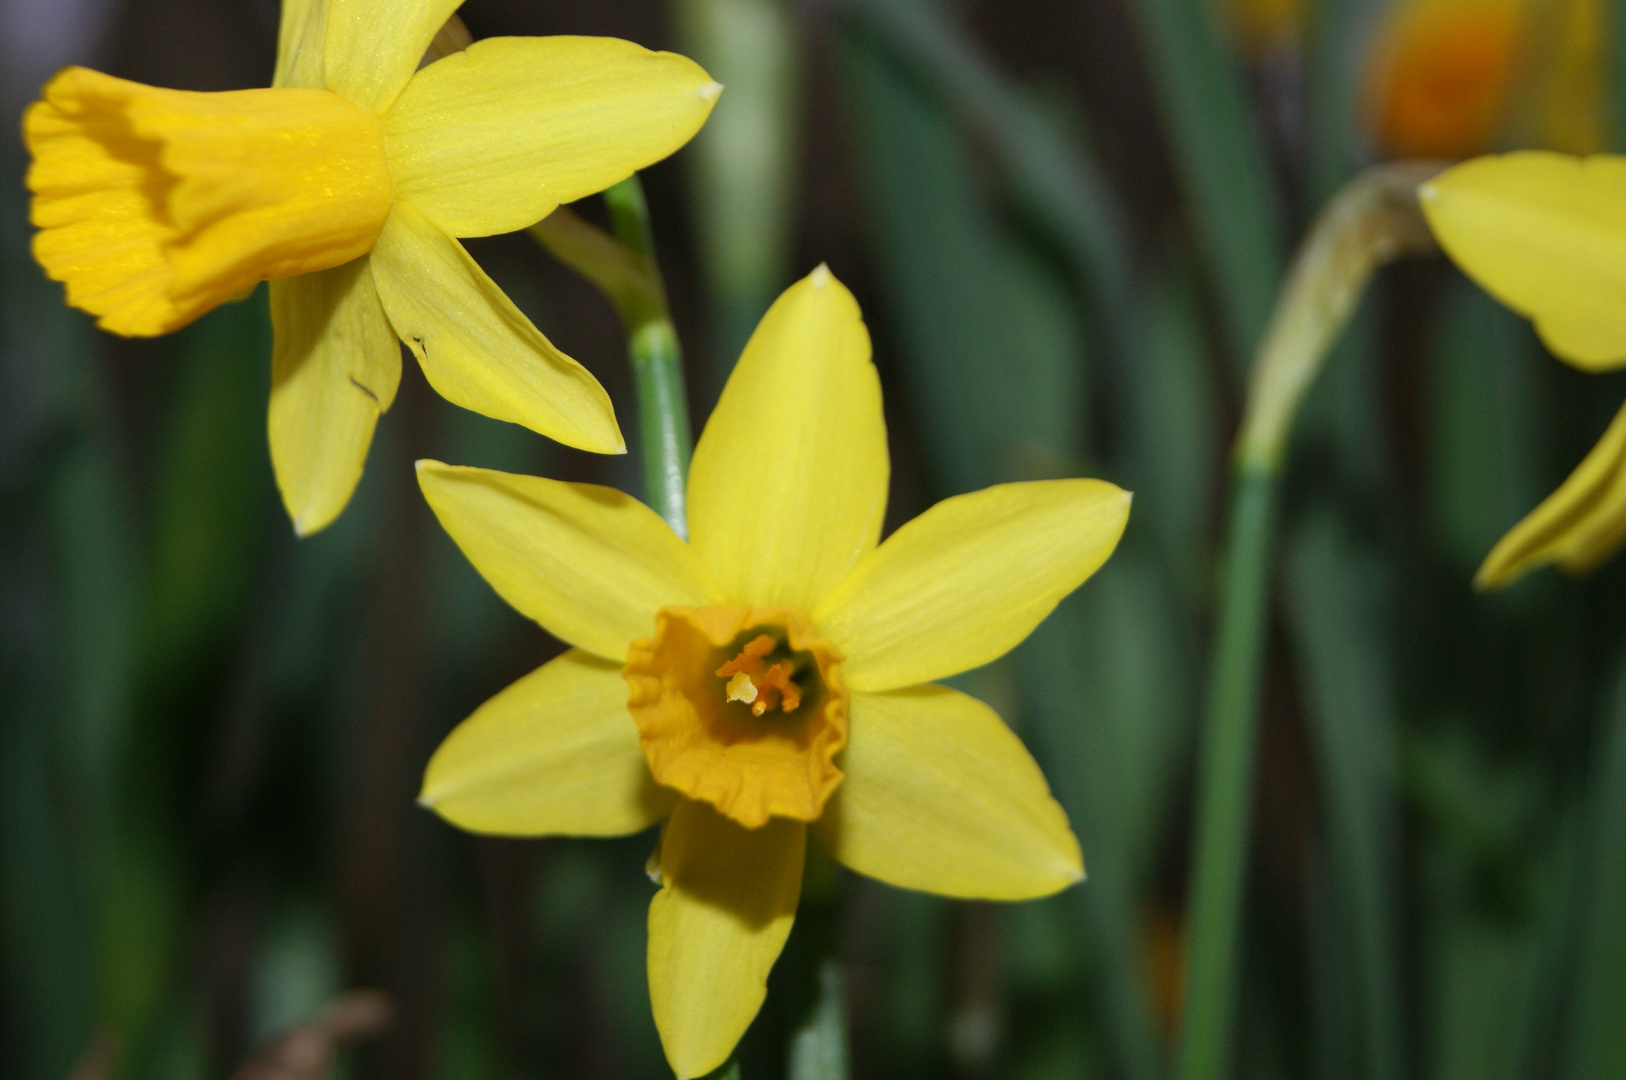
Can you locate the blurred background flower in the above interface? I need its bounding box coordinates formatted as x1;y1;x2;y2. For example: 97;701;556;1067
3;0;1626;1079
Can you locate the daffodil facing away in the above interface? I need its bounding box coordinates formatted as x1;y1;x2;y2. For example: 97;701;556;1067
415;267;1130;1077
1422;151;1626;586
23;0;720;535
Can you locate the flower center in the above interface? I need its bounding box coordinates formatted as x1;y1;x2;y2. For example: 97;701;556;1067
624;606;848;829
717;634;805;716
25;67;395;336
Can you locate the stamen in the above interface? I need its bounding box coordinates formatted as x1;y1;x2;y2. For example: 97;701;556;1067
716;635;804;715
756;663;802;714
716;634;776;678
725;671;757;704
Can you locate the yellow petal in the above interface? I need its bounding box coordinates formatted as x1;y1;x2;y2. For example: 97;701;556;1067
648;799;803;1078
687;266;888;608
420;649;673;836
274;0;326;89
813;480;1130;692
415;461;725;661
813;685;1082;899
322;0;459;113
268;258;401;536
1477;396;1626;587
1420;152;1626;370
385;36;720;238
370;204;624;453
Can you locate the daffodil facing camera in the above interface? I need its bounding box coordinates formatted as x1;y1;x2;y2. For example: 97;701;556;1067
415;266;1131;1078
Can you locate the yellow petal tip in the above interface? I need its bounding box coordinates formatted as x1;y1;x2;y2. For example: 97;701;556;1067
289;505;338;539
810;262;831;288
699;80;724;102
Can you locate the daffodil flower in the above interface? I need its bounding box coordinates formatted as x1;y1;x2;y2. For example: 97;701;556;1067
23;0;720;535
413;266;1130;1078
1422;151;1626;586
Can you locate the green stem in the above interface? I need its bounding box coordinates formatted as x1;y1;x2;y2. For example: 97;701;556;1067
627;319;692;538
602;177;692;536
1174;463;1277;1080
528;176;693;535
788;845;849;1080
1174;163;1442;1080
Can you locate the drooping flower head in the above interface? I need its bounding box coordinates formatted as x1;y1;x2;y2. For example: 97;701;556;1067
1422;151;1626;586
414;267;1130;1077
24;0;720;534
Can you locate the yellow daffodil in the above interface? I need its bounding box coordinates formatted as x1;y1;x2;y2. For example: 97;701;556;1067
1422;151;1626;586
23;0;720;535
413;266;1130;1077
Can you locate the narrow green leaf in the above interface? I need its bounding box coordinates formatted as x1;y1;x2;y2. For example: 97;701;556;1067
1564;651;1626;1077
1123;0;1284;373
1425;276;1547;576
1282;504;1403;1080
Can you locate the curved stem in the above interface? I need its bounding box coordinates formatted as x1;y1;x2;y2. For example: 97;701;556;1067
1174;162;1442;1080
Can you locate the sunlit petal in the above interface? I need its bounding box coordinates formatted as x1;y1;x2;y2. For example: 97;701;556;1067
268;258;400;536
323;0;460;113
386;36;719;238
814;685;1082;899
1421;152;1626;370
415;462;725;661
648;800;803;1078
687;266;888;609
274;0;326;89
420;650;673;836
370;204;623;454
1477;396;1626;587
813;480;1130;691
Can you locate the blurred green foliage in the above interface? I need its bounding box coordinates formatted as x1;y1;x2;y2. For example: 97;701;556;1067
4;0;1626;1079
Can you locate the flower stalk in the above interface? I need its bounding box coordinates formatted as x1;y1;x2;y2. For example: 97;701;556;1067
530;176;694;534
1175;161;1442;1080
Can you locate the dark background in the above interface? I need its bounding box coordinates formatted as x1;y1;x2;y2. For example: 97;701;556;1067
3;0;1624;1078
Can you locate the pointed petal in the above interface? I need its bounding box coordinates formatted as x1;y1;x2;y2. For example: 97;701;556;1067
416;461;725;661
1421;152;1626;371
273;0;326;88
813;480;1130;691
371;204;624;454
814;686;1081;899
1477;397;1626;587
420;650;672;836
323;0;459;113
268;258;401;536
385;36;720;238
649;800;803;1078
687;267;888;608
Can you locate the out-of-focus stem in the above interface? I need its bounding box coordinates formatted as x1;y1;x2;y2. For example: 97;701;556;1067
1234;162;1444;470
528;178;693;536
787;845;848;1080
1175;162;1442;1080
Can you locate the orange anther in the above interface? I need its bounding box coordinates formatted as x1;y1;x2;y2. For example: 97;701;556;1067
716;634;777;678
